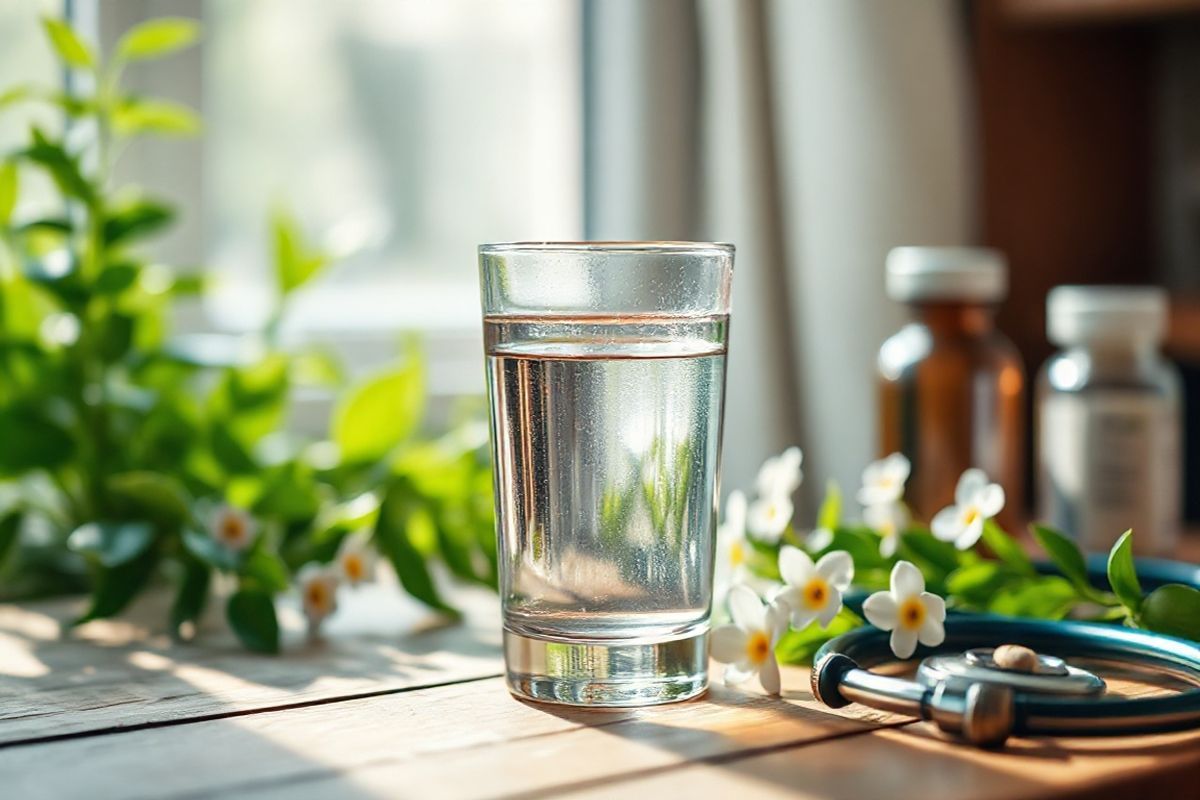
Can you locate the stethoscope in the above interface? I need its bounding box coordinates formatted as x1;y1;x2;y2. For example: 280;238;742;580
811;556;1200;747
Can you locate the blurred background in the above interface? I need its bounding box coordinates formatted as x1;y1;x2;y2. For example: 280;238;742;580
2;0;1197;523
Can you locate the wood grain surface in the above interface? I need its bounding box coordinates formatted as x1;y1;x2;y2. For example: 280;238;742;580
1;569;1198;799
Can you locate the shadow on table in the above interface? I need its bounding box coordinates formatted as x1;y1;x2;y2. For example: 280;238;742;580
507;675;1200;800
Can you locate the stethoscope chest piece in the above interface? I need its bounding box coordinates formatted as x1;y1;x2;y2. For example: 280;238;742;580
918;647;1106;697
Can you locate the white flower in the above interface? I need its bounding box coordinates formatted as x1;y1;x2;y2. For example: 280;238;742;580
210;505;257;553
862;561;946;659
864;501;911;558
857;452;910;507
747;494;794;543
755;446;803;499
336;533;377;586
715;490;750;588
775;546;853;629
298;564;339;630
804;526;834;553
931;468;1005;550
710;585;789;695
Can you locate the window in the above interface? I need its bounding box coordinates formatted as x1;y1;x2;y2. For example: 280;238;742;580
108;0;585;396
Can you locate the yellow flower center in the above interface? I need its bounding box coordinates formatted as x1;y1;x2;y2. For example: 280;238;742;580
963;507;980;526
899;597;926;630
745;630;771;665
802;577;831;610
306;581;330;611
343;554;364;581
219;516;245;545
729;541;746;567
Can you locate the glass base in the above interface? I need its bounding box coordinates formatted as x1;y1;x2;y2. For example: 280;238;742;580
503;626;709;707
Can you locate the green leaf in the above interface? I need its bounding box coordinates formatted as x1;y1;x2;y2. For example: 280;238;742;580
816;480;841;531
292;349;343;387
116;18;200;62
334;357;425;464
945;561;1011;606
21;131;95;204
0;512;22;570
775;609;863;665
95;262;141;294
103;198;174;246
1140;584;1200;641
988;575;1078;620
818;526;888;571
1107;530;1143;613
981;519;1034;576
75;548;159;625
226;589;279;654
67;521;155;567
897;529;961;577
254;461;320;523
240;549;290;593
210;425;259;475
182;527;241;571
108;472;191;529
170;556;210;638
1031;523;1110;604
113;97;200;137
0;161;18;225
97;312;135;361
0;404;75;476
272;210;329;295
41;18;95;70
375;483;459;617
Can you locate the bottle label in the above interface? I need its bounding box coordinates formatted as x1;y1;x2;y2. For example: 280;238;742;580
1038;393;1179;554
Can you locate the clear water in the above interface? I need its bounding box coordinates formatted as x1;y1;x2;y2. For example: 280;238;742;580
485;314;728;644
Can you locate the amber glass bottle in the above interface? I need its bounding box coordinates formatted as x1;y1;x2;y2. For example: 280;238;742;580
877;248;1025;530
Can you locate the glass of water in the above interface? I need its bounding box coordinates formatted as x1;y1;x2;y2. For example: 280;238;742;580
479;242;734;706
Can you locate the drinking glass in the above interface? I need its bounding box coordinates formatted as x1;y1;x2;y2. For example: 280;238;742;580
479;242;734;706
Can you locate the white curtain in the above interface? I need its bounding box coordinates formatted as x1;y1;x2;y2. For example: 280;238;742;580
585;0;976;516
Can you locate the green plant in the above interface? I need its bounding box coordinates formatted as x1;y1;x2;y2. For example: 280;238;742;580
763;486;1200;661
0;16;495;651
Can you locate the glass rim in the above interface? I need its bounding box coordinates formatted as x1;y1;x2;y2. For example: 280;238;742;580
479;241;735;257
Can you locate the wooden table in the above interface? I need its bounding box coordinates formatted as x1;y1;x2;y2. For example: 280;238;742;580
2;576;1198;800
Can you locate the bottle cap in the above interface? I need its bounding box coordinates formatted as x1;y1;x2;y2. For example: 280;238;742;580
1047;285;1167;346
886;247;1007;303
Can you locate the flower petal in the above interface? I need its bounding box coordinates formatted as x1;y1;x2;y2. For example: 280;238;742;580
728;584;766;631
816;550;854;591
805;526;834;552
747;496;793;543
884;452;911;483
816;586;842;627
778;545;816;587
956;468;989;506
918;615;945;647
978;483;1005;518
765;598;790;643
930;506;962;542
788;606;818;631
890;560;925;599
758;655;781;695
723;490;747;535
955;516;985;550
862;590;898;631
710;624;749;664
891;627;919;659
879;532;898;558
725;663;755;686
920;591;946;623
